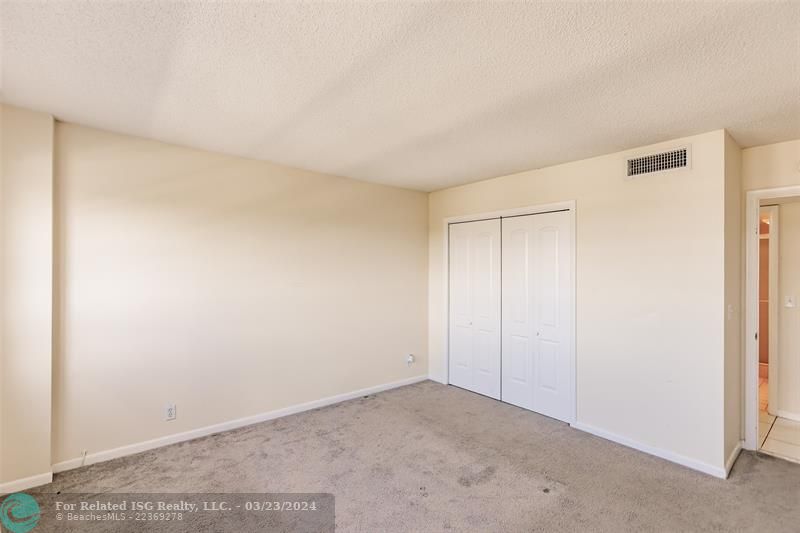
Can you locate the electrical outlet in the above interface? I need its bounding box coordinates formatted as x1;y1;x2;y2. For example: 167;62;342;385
407;354;415;366
165;403;177;421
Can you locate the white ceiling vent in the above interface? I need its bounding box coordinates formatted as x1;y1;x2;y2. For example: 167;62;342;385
626;147;690;178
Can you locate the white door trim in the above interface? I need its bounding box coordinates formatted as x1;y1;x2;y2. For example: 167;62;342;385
744;185;800;450
442;200;577;423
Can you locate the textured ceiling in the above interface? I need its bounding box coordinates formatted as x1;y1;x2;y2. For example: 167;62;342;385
1;2;799;191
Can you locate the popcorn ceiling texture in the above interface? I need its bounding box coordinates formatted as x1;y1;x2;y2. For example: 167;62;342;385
1;1;798;191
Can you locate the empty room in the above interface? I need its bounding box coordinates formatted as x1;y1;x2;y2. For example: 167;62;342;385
1;1;799;532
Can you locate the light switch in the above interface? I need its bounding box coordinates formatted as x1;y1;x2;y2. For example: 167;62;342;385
785;296;797;309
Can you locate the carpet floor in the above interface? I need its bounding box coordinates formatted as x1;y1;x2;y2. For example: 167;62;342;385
34;381;800;532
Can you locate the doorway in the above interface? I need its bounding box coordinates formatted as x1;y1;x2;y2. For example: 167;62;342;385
745;186;800;462
757;205;778;448
446;202;576;423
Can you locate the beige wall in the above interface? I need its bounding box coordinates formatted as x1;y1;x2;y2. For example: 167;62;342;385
778;202;800;416
742;139;800;191
52;123;428;464
723;132;742;461
429;131;729;471
0;105;54;484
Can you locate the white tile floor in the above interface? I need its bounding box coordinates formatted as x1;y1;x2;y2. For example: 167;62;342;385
762;417;800;463
759;377;769;412
759;410;776;448
758;377;800;464
758;378;774;447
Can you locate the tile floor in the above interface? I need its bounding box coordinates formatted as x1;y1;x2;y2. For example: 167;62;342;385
758;376;800;463
759;377;769;412
758;378;774;447
762;417;800;462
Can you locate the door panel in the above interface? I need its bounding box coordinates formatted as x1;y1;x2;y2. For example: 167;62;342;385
448;219;501;399
449;230;472;387
502;211;573;422
500;219;534;409
537;340;558;391
538;227;559;327
532;212;572;421
509;335;529;382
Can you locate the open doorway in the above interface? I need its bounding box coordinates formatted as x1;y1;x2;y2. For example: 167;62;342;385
757;206;778;448
747;191;800;462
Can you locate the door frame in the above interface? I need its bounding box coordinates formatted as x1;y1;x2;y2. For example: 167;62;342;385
443;200;577;423
744;185;800;450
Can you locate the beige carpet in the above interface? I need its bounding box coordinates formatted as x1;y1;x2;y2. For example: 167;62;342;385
33;381;800;532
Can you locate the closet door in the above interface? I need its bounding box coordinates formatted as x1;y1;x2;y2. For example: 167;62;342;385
502;211;573;422
448;219;502;399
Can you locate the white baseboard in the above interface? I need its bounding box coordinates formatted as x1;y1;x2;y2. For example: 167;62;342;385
725;441;743;477
0;472;53;495
427;374;446;385
776;410;800;423
571;422;728;479
53;375;428;474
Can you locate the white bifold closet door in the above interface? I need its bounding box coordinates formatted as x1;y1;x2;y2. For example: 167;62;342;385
448;219;502;399
502;211;574;423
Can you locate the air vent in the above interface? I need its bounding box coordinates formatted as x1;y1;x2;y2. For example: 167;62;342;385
626;147;688;178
